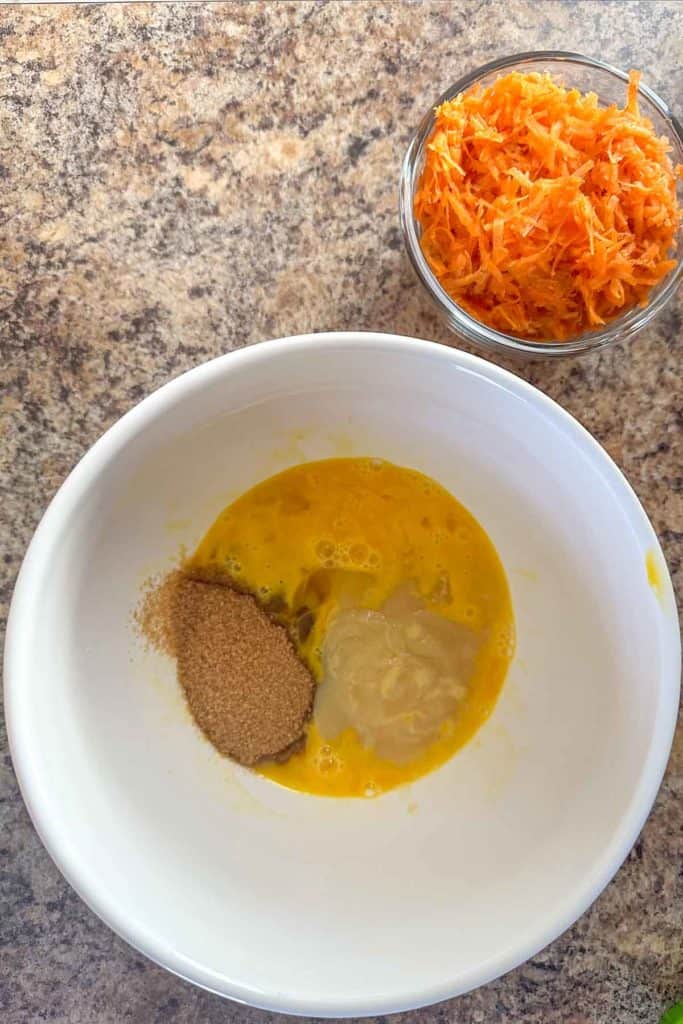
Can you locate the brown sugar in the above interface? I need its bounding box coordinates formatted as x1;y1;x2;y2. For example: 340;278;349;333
137;571;315;766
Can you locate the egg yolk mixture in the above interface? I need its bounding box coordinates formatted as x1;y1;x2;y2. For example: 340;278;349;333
190;458;514;797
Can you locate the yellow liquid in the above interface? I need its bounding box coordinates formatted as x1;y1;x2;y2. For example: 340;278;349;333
646;548;665;602
191;458;515;796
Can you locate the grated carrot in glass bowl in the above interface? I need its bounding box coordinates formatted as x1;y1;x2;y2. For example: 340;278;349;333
406;58;683;349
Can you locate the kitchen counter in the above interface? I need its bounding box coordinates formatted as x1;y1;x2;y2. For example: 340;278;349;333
1;3;681;1022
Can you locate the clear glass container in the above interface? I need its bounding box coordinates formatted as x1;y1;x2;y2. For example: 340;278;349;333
399;52;683;358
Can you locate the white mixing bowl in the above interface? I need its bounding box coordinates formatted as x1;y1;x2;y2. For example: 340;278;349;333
5;333;680;1016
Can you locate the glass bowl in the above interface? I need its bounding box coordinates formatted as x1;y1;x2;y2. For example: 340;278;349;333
399;51;683;358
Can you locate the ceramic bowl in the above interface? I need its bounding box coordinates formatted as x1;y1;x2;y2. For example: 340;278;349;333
5;333;680;1015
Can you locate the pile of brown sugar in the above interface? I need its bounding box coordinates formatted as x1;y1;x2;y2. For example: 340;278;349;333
138;571;315;766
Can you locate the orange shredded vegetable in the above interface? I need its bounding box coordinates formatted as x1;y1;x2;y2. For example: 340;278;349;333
414;70;682;341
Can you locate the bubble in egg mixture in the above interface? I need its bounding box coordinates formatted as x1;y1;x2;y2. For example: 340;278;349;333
315;539;335;560
314;743;343;775
349;542;368;565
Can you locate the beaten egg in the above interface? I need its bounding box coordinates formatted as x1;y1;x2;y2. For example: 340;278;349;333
190;458;514;797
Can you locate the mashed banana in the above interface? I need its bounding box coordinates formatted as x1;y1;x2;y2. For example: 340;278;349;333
316;588;480;763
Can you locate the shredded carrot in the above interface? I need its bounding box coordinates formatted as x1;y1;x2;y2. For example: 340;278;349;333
414;70;682;341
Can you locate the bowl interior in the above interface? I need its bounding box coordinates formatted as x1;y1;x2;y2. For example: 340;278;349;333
8;335;679;1015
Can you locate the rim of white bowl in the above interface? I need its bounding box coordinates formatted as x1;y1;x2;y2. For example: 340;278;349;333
4;332;680;1017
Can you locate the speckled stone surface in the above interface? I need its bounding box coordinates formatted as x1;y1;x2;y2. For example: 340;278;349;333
1;3;681;1022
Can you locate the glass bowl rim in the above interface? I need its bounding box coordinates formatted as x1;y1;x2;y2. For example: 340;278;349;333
399;50;683;358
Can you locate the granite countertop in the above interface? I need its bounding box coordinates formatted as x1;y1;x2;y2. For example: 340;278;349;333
1;3;681;1022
